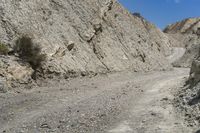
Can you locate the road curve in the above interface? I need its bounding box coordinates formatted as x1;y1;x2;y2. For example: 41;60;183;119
108;68;190;133
167;47;186;64
0;47;191;133
0;68;191;133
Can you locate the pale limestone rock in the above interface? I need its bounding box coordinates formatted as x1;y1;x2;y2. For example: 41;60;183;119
0;0;173;83
0;56;33;88
7;62;33;81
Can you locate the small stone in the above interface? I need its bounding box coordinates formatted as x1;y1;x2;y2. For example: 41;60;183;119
67;42;75;51
151;112;156;116
161;97;169;101
142;120;146;123
40;123;51;129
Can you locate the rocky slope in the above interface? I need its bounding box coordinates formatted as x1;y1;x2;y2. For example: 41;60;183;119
164;17;200;35
0;0;173;90
164;17;200;67
170;18;200;130
174;57;200;130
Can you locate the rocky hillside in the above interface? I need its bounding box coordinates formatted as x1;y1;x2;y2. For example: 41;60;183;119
164;17;200;35
174;52;200;129
164;17;200;67
171;18;200;129
0;0;173;90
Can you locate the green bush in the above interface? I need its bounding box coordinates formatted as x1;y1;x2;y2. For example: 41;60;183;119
0;43;9;55
14;36;46;70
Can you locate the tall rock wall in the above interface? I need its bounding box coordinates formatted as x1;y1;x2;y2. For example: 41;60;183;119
164;18;200;67
0;0;172;88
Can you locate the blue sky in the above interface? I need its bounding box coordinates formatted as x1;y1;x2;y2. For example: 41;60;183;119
118;0;200;29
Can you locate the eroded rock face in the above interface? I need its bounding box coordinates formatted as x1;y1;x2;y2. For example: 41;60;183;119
0;0;173;87
164;18;200;67
172;37;200;68
164;18;200;34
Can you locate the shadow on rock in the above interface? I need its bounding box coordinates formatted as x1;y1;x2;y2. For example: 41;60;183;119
195;129;200;133
188;96;200;106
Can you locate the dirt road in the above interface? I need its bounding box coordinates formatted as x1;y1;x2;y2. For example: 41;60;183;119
0;48;193;133
0;68;192;133
167;47;186;63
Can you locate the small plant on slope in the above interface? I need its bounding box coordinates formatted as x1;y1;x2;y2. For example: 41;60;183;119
0;43;9;55
14;36;46;70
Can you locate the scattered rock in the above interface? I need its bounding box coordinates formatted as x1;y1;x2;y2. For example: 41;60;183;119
150;112;157;116
40;123;51;129
161;97;169;101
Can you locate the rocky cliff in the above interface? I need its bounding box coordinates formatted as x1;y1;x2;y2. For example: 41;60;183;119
164;18;200;67
0;0;172;90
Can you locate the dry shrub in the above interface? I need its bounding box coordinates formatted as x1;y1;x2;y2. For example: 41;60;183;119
14;36;46;70
0;43;9;55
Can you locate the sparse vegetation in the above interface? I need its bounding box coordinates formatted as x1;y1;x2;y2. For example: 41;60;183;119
0;43;9;55
132;12;144;19
14;36;46;70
